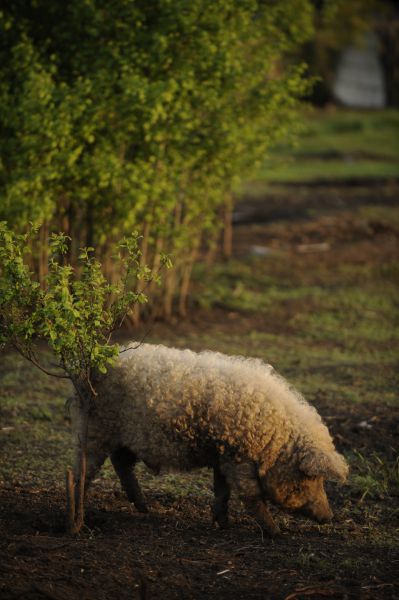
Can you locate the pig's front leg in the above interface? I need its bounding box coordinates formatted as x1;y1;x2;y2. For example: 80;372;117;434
223;459;280;537
241;496;280;537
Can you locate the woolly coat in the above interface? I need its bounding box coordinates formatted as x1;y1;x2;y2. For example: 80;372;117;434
71;343;348;487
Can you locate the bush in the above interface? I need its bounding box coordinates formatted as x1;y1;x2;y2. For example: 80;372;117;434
0;1;314;319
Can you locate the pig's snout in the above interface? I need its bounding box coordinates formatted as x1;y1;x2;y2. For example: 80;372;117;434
302;499;333;523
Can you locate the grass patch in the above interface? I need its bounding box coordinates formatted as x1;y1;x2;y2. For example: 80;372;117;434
191;213;398;408
193;258;398;356
193;259;328;313
253;108;399;183
349;451;399;501
0;352;73;485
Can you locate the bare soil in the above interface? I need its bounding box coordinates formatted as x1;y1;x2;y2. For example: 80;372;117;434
0;475;397;600
1;181;398;600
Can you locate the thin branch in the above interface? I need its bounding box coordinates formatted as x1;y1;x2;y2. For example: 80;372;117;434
65;469;76;534
284;586;341;600
118;325;153;354
86;368;98;398
13;344;70;379
108;261;168;341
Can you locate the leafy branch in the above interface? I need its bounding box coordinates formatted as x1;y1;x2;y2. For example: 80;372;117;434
0;221;171;533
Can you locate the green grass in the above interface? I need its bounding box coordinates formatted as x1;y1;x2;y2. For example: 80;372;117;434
0;352;73;485
255;108;399;183
191;206;399;407
349;451;399;502
193;259;398;349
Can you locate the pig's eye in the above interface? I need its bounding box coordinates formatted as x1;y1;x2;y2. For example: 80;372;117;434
285;482;307;507
290;482;303;495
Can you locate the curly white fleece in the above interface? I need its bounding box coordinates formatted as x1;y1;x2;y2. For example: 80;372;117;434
76;343;347;482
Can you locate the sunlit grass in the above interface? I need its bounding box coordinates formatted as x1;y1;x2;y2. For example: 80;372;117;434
255;108;399;183
349;451;399;501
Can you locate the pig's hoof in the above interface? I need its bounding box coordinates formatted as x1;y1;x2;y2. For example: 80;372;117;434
134;503;149;514
264;523;280;537
216;519;229;529
212;512;229;529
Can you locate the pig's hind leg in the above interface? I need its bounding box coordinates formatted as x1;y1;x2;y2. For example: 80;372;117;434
111;446;148;513
212;465;231;528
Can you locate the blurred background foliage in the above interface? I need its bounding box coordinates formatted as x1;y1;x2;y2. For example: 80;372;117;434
0;0;397;321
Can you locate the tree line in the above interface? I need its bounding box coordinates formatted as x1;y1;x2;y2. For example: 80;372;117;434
0;0;375;321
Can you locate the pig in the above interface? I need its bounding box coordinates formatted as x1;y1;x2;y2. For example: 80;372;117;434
70;343;348;535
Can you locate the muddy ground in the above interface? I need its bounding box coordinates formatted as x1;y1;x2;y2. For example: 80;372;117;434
0;181;398;599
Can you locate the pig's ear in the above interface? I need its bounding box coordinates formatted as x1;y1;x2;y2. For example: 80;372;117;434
300;448;349;483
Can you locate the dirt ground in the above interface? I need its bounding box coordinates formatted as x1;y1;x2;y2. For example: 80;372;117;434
1;181;398;600
1;398;398;600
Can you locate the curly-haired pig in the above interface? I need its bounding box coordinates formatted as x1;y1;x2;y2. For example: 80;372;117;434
70;343;348;535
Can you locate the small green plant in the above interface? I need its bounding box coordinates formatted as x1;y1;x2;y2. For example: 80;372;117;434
0;221;171;533
350;451;399;501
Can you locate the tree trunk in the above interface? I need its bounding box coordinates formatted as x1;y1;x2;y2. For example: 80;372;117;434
163;202;182;319
86;201;94;249
38;221;49;287
66;449;87;535
147;234;164;299
163;266;177;320
222;195;233;259
61;197;74;265
65;387;90;535
205;228;221;266
178;245;198;317
129;221;151;326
